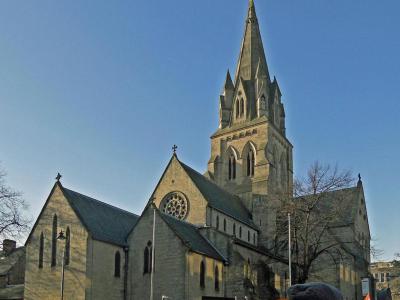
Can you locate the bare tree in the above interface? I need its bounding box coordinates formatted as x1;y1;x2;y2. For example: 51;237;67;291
370;237;384;260
275;161;354;284
0;165;30;245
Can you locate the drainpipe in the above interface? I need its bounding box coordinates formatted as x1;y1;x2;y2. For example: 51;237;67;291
123;246;129;300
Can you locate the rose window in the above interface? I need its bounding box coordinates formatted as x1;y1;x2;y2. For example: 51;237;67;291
161;192;189;220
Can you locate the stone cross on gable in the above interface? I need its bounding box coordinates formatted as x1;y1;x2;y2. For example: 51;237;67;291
172;145;178;155
55;173;62;182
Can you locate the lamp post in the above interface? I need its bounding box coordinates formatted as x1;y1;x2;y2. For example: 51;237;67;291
288;212;292;288
57;230;66;300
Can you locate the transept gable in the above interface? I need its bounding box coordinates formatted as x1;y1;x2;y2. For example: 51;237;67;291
25;182;83;246
353;178;371;239
148;154;209;225
26;181;139;248
149;154;257;230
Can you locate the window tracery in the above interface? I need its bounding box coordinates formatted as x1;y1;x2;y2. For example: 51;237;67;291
161;192;189;220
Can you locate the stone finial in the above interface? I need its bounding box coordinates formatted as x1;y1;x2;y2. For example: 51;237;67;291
172;145;178;155
55;173;62;182
357;173;363;187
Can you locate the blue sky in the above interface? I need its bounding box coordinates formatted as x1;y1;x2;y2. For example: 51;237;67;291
0;0;399;259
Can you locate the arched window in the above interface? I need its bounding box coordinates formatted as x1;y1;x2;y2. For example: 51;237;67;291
236;101;240;119
114;251;121;277
239;226;242;238
143;247;149;274
214;266;220;291
51;215;57;267
200;261;205;288
280;156;287;188
65;227;70;266
253;233;256;244
248;230;250;242
233;223;236;236
247;150;255;177
228;157;232;180
143;241;152;274
247;258;251;278
39;232;44;269
228;155;236;180
216;215;219;229
240;98;244;117
232;157;236;179
223;219;227;232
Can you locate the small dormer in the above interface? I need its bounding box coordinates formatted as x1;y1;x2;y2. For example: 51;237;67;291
232;79;248;124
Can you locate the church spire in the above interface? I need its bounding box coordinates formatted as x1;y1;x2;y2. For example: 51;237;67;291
234;0;270;83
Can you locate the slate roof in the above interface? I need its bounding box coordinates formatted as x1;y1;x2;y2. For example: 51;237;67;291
0;284;24;300
295;186;361;226
159;212;226;262
62;187;139;247
179;161;257;230
0;248;25;276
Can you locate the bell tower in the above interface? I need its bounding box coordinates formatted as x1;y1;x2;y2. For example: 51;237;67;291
208;0;293;209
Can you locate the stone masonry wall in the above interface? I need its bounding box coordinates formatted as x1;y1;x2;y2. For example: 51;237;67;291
24;184;88;300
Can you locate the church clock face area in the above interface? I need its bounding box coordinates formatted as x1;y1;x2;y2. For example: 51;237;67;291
160;191;189;220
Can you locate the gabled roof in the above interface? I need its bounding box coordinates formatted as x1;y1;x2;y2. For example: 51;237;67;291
158;211;226;262
0;284;24;300
296;186;362;226
179;160;257;230
62;187;139;247
0;247;25;276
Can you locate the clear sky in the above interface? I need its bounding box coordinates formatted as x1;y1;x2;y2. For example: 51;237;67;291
0;0;399;259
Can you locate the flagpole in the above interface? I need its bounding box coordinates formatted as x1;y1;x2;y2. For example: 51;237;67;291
150;207;156;300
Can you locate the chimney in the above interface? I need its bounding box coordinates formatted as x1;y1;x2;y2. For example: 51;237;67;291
3;239;16;255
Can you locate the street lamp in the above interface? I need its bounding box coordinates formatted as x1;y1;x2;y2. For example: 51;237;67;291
57;230;66;300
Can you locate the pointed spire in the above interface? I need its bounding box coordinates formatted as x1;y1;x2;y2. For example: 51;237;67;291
224;70;234;90
357;173;363;188
248;0;256;20
234;0;270;83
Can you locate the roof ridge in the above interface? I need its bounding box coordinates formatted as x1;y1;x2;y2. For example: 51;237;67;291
158;212;226;262
63;187;139;218
178;160;256;229
160;211;199;229
196;229;228;263
179;161;242;200
296;186;359;199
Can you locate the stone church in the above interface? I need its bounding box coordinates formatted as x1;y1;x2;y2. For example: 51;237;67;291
24;1;371;299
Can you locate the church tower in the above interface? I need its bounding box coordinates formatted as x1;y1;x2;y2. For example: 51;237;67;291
208;0;293;210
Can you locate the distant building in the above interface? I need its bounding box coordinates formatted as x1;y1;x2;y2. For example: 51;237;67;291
23;1;371;299
0;240;25;300
371;261;400;300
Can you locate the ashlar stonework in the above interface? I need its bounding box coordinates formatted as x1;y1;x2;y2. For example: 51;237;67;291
24;1;371;299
